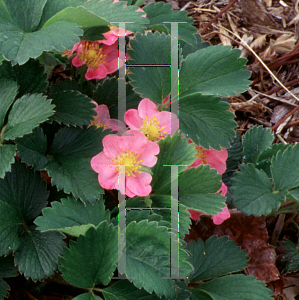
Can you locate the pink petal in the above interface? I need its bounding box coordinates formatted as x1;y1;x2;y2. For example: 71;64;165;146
72;55;85;67
102;135;122;158
106;119;127;134
85;65;107;80
125;109;144;130
138;141;160;167
101;32;119;45
162;94;170;107
206;148;228;175
218;182;227;196
91;152;112;173
97;165;119;190
212;205;230;225
94;104;110;123
102;43;118;55
138;98;159;120
126;172;152;197
187;209;203;221
105;57;123;74
156;111;179;136
118;130;147;154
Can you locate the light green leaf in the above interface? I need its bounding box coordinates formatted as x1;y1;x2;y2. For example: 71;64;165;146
231;164;287;216
59;222;118;288
0;59;48;98
0;162;48;256
180;34;210;59
128;32;171;104
271;143;299;191
3;94;54;140
16;127;48;170
242;126;274;164
46;158;103;204
180;45;251;97
0;145;15;179
180;93;236;149
35;197;110;237
14;226;65;281
143;2;196;44
0;53;4;65
0;278;9;299
0;78;18;130
49;90;96;126
0;254;18;278
187;236;248;282
190;274;273;300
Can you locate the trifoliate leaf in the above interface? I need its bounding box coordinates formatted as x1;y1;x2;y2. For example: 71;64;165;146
0;278;9;299
128;32;171;104
3;94;54;140
0;59;48;98
180;93;236;149
190;274;273;300
59;221;118;288
0;162;48;256
93;78;141;120
49;90;96;126
0;3;83;65
0;254;18;278
180;34;210;59
242;126;274;164
124;220;192;299
179;45;251;97
151;135;196;192
187;236;248;282
143;2;196;44
14;226;65;281
0;78;18;129
271;143;299;191
0;145;15;179
231;164;287;216
46;157;103;204
278;240;299;274
35;197;110;237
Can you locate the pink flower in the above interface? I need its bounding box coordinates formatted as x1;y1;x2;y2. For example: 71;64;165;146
100;25;133;46
89;101;126;134
71;41;125;80
91;130;159;197
125;98;179;141
187;144;230;225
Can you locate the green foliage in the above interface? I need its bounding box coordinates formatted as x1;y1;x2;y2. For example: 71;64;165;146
35;197;110;237
0;145;15;179
59;221;118;288
128;32;171;104
180;34;210;58
278;240;299;274
187;236;248;282
179;93;237;149
0;279;9;299
0;254;18;278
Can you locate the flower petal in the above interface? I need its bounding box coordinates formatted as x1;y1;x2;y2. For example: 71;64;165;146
212;205;230;225
91;152;112;173
138;98;159;120
118;130;147;154
206;148;228;175
156;111;179;136
138;140;160;167
105;57;124;74
125;109;144;130
106;119;127;134
126;172;152;197
72;55;85;67
85;65;107;80
187;209;203;221
97;165;119;190
102;135;122;158
94;104;110;123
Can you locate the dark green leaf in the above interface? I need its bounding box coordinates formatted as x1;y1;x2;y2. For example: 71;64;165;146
0;254;18;278
0;145;15;179
278;240;299;274
0;278;9;299
180;34;210;58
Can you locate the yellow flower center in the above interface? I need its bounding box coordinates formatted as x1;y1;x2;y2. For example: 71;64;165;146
140;116;167;141
112;149;143;177
78;42;107;69
195;146;207;164
88;117;109;130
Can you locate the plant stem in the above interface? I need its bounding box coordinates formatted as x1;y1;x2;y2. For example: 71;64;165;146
268;204;299;216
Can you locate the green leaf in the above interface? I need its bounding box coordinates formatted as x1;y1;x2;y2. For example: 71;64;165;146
190;274;273;300
35;197;110;237
124;220;192;299
15;127;48;170
180;93;236;149
59;221;118;288
128;32;171;104
3;0;47;32
180;34;210;58
187;236;248;282
143;2;196;44
0;254;18;278
14;226;65;281
179;45;251;97
177;166;225;215
0;2;83;65
0;145;15;179
46;158;103;204
151;135;196;192
0;278;9;299
0;162;48;255
49;126;107;161
93;78;141;120
83;0;147;33
242;126;274;164
49;90;96;126
271;144;299;191
0;53;4;65
231;164;287;216
0;59;48;98
42;6;110;29
3;94;54;140
81;25;110;41
278;240;299;274
74;293;103;300
0;78;18;130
